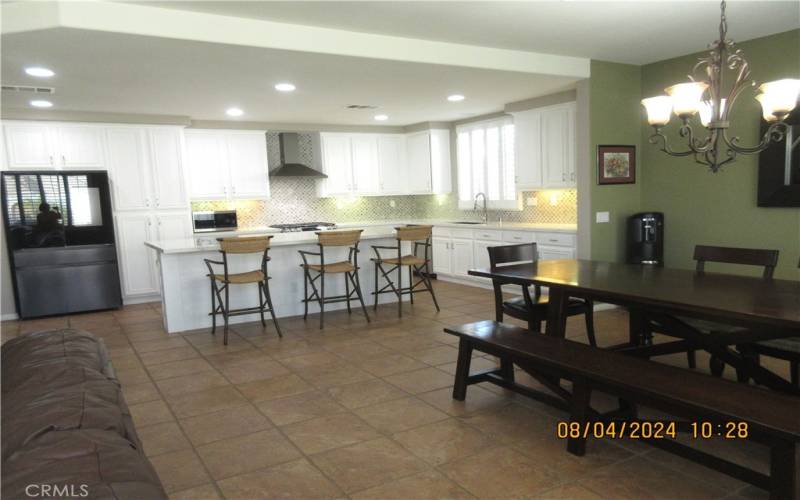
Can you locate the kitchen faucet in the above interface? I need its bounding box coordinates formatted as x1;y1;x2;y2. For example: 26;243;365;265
473;192;488;224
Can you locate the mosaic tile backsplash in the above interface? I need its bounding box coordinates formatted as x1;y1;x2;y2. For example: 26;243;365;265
191;132;577;228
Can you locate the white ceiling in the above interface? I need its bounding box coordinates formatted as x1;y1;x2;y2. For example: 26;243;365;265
2;1;796;125
1;28;578;125
131;1;800;65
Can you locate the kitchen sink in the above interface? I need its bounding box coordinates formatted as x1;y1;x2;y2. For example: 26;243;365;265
448;221;485;225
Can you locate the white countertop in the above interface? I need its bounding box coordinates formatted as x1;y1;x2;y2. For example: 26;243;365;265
146;220;577;254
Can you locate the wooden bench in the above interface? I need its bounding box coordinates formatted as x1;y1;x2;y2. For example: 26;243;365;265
445;320;800;500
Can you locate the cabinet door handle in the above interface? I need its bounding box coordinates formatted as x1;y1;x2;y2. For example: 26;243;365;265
61;155;66;165
145;198;150;208
549;238;558;242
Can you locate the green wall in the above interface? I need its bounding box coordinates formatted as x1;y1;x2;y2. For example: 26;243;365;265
589;30;800;280
640;30;800;279
589;60;643;262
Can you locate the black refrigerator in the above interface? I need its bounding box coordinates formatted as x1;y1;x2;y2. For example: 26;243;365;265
1;171;122;318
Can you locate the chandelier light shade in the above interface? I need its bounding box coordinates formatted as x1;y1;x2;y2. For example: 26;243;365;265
641;0;800;172
641;96;673;126
665;82;709;117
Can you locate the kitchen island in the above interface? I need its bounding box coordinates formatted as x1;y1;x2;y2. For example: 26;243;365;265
145;221;577;333
145;226;410;333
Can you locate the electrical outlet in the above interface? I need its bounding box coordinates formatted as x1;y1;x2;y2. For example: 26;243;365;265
526;196;537;206
596;211;610;223
389;199;396;208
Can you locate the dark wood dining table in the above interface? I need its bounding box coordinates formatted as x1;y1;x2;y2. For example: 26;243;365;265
468;259;800;394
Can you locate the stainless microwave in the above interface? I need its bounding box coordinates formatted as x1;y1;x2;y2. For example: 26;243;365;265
192;210;237;233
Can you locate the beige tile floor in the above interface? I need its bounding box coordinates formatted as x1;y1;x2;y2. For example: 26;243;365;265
1;280;784;499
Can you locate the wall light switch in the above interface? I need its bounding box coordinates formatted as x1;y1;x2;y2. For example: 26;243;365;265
526;196;537;207
389;199;396;208
595;211;610;223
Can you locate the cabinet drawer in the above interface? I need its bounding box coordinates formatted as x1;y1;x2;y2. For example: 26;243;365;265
473;229;502;241
450;227;474;239
537;232;576;247
432;226;451;237
502;231;536;244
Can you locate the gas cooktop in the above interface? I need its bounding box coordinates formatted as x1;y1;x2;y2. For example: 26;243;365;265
269;222;337;233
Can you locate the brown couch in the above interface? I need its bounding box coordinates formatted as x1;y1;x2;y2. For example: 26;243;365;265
2;329;166;499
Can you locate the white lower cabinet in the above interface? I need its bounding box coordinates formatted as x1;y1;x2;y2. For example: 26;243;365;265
432;226;577;285
116;213;159;297
432;237;452;275
538;245;575;261
115;211;191;299
472;240;494;281
450;238;474;278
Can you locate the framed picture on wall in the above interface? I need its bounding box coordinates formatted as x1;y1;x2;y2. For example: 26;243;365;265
598;145;636;185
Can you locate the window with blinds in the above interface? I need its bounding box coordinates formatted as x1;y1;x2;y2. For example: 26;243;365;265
456;117;518;210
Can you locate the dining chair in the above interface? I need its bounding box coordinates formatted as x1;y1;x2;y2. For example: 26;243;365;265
204;236;282;345
645;244;779;376
371;225;440;318
299;229;370;329
487;243;596;346
736;258;800;387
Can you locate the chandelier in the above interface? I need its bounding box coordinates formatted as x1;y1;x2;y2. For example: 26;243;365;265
641;0;800;172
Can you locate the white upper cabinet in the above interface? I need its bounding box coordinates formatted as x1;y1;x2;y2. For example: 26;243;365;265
105;126;189;212
4;124;55;168
541;104;573;187
350;135;380;194
52;126;105;168
512;102;576;190
406;129;451;195
429;129;452;194
106;128;151;211
184;130;270;201
318;130;451;198
185;132;228;200
319;133;353;196
226;133;270;199
147;128;188;209
512;109;543;189
377;134;406;194
405;131;433;194
3;122;104;169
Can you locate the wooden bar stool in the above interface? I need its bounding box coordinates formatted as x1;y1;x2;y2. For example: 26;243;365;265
203;236;282;345
371;225;440;317
299;229;370;329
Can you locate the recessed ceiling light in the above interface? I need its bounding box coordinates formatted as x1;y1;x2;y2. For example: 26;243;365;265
25;67;54;78
30;100;53;108
374;114;389;121
274;83;296;92
226;107;244;117
447;94;465;102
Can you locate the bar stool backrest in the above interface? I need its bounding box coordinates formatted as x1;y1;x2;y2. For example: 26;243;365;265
693;245;779;279
219;236;272;254
317;230;363;247
395;225;432;242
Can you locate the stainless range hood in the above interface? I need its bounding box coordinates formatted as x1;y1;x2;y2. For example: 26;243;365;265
269;133;327;178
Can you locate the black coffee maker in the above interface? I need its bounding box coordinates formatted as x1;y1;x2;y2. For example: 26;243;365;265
626;212;664;266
